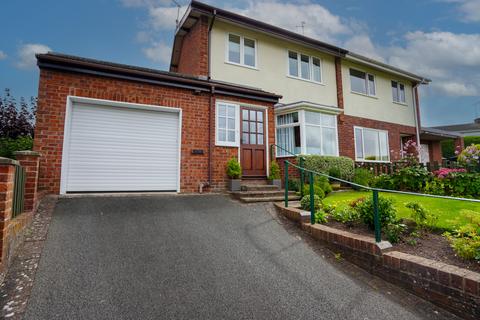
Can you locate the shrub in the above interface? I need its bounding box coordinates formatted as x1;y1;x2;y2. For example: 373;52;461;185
405;202;428;228
268;161;280;180
458;144;480;168
315;175;332;195
394;166;430;192
226;158;241;179
288;179;300;192
328;167;341;180
385;221;407;244
302;184;325;199
355;196;397;229
353;168;374;189
301;155;354;180
331;206;360;227
314;210;328;224
432;168;467;179
444;226;480;261
372;174;396;190
0;136;33;158
300;194;322;211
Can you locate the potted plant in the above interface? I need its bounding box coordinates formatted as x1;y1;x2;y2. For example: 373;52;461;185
268;161;282;188
226;158;242;191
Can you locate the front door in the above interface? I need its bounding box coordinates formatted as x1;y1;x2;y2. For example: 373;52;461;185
241;108;266;177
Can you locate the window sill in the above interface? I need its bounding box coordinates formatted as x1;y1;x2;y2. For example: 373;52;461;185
355;159;391;163
276;154;300;159
216;142;240;148
350;91;378;99
224;61;259;71
287;75;325;86
393;101;408;106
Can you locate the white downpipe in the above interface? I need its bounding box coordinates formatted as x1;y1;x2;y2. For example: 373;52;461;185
412;83;422;160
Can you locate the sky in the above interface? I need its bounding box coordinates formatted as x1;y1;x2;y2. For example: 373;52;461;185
0;0;479;126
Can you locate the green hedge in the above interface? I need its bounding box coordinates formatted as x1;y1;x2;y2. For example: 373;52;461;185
300;155;355;180
0;136;33;158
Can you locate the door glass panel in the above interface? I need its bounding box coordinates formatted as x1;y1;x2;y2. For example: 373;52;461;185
257;111;263;122
250;134;256;144
250;122;256;133
249;110;256;121
242;133;249;144
242;109;249;120
242;121;249;132
257;123;263;133
258;134;264;145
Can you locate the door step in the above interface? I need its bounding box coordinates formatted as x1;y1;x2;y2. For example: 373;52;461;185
232;188;301;203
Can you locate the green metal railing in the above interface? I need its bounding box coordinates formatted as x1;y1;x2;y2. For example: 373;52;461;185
12;164;26;218
283;160;480;243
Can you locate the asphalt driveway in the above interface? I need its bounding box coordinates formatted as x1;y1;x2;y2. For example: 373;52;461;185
25;195;452;320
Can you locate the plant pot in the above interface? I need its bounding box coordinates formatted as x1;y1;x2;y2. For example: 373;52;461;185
268;179;282;188
228;179;242;192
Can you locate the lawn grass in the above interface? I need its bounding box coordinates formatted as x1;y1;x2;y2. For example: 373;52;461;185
323;190;480;231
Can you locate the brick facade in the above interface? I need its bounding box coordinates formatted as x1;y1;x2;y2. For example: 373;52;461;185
337;114;417;161
34;68;275;194
174;16;209;77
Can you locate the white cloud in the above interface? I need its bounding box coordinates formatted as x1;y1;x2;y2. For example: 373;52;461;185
0;50;6;60
343;35;384;61
385;31;480;96
233;1;351;43
16;44;51;69
444;0;480;22
142;41;171;64
148;5;187;30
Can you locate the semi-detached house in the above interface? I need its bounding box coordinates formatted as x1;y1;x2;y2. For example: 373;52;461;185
32;1;463;195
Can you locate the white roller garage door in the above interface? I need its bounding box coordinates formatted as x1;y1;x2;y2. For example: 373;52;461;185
61;98;181;193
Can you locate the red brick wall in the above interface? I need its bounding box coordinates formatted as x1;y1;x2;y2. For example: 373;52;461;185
175;16;209;77
337;114;416;161
427;141;443;163
34;69;275;194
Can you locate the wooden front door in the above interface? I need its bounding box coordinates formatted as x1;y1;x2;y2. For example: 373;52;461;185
241;108;266;177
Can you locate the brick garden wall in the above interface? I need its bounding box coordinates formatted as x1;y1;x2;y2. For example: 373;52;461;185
34;69;275;194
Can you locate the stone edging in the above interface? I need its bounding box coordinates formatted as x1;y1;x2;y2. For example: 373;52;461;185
274;202;480;320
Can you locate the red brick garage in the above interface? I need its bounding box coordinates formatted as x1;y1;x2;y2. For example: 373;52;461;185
34;53;280;194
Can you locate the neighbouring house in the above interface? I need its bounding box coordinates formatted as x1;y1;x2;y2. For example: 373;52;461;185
433;118;480;137
33;1;464;195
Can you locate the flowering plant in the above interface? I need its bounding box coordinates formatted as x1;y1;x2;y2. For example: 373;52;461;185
432;168;467;179
400;139;419;165
457;144;480;167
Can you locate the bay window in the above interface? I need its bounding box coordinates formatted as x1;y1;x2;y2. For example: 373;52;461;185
276;110;338;157
354;127;389;162
350;69;376;96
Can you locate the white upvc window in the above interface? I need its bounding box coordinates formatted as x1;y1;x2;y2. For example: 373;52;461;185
350;68;376;96
391;80;406;104
354;127;390;162
216;102;240;147
276;110;338;157
227;33;257;68
287;50;323;84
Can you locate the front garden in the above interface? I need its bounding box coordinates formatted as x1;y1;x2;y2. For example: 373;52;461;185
285;140;480;272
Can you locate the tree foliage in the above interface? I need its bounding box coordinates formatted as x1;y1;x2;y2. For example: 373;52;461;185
0;88;36;139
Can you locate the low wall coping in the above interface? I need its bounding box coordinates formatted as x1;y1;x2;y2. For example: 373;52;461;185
13;150;41;157
0;157;19;166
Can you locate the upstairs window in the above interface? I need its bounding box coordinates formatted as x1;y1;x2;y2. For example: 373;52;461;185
391;81;406;104
287;51;323;83
350;69;376;96
227;33;257;68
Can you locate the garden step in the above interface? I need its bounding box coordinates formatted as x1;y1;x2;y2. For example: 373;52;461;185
233;190;296;198
239;195;301;203
241;184;280;191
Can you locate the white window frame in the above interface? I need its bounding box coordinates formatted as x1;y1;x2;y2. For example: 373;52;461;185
225;33;258;69
349;68;377;97
275;109;339;157
286;50;324;85
391;80;407;105
354;126;390;163
216;102;240;147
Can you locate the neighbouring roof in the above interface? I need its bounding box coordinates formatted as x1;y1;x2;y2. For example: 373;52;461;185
432;119;480;133
171;0;429;83
420;127;463;140
36;52;282;103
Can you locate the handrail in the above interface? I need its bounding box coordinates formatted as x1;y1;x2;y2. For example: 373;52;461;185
284;160;480;243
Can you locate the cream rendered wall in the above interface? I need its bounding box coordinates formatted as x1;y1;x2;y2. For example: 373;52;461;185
210;21;338;107
341;60;416;127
